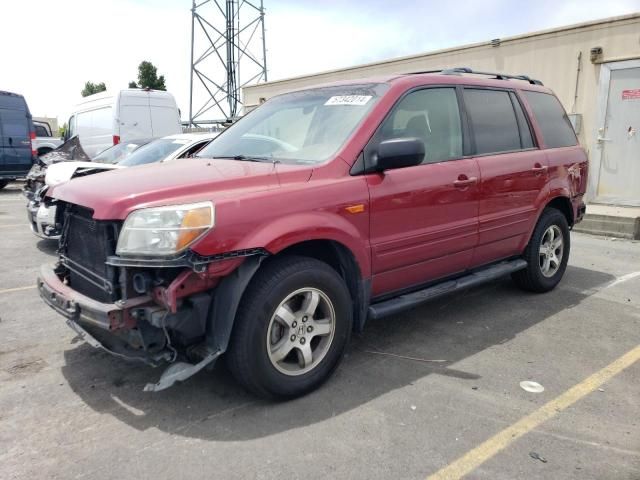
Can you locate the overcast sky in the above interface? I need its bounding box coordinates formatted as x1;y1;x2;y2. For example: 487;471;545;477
2;0;638;123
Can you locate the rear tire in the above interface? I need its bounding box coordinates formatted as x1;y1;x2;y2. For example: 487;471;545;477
512;207;570;292
0;180;10;190
227;255;353;399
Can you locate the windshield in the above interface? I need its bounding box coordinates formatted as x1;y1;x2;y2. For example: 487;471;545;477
197;83;387;164
94;139;152;164
118;138;190;167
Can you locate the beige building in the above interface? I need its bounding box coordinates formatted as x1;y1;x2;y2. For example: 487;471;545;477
243;14;640;206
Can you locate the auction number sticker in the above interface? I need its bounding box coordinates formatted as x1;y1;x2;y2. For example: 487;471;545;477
325;95;372;106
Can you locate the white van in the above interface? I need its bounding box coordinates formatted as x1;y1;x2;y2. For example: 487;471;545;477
65;89;182;158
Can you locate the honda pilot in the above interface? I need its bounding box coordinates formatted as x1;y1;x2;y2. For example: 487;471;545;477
38;68;588;398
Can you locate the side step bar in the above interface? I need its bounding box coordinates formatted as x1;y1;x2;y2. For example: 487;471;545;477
368;259;527;320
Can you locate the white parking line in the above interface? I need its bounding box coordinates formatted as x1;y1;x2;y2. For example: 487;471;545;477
0;223;26;228
0;285;36;295
607;271;640;289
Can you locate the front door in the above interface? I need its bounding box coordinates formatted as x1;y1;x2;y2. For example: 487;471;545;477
366;87;480;297
594;62;640;206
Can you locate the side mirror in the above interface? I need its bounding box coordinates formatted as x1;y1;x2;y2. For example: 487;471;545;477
371;137;425;172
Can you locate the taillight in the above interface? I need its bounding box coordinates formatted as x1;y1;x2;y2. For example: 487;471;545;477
30;131;37;157
113;135;120;145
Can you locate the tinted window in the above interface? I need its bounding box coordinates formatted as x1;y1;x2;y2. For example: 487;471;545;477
523;91;577;148
464;89;521;154
510;93;534;149
34;124;49;137
377;88;462;164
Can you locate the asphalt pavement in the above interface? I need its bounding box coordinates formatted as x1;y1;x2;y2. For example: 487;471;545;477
0;182;638;480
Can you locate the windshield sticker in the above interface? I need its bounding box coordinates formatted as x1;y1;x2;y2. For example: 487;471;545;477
324;95;372;106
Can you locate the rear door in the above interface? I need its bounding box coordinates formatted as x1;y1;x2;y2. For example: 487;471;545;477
119;92;153;141
0;106;32;174
366;87;480;297
463;88;548;266
148;93;182;137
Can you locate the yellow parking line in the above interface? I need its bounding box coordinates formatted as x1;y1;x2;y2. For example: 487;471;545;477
427;344;640;480
0;285;36;294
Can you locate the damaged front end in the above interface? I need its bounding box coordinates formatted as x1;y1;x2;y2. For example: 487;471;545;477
38;202;266;391
24;135;90;200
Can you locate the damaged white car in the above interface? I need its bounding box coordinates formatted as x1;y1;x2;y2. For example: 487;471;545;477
27;133;218;240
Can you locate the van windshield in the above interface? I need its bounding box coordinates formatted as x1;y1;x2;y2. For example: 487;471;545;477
118;138;190;167
196;83;387;164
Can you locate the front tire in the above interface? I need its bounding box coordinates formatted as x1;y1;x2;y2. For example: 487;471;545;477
227;255;353;399
512;207;570;292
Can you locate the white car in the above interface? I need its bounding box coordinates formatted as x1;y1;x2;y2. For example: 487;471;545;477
27;133;219;240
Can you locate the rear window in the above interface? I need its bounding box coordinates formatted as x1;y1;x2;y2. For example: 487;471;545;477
523;91;577;148
34;124;49;137
463;89;521;155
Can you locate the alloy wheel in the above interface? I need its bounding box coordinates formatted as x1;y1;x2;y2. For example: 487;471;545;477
539;225;564;277
266;287;336;376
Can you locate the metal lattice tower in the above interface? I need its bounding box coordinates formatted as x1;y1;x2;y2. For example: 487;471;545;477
188;0;267;126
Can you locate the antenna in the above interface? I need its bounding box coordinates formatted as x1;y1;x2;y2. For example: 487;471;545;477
188;0;268;127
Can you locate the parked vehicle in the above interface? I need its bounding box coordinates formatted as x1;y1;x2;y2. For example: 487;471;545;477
0;90;35;189
33;121;63;157
27;134;216;239
23;136;90;201
39;68;588;398
64;88;182;158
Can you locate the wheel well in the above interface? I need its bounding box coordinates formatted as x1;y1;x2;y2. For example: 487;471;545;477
270;240;368;331
546;196;573;227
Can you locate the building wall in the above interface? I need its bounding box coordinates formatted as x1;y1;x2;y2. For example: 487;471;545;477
243;14;640;201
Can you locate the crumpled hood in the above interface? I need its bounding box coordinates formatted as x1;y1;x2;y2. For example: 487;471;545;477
48;157;311;219
39;136;90;165
45;161;121;187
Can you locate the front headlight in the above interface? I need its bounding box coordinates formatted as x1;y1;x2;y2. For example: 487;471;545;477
116;201;215;257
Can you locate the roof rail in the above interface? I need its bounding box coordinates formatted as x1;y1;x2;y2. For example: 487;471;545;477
407;67;544;86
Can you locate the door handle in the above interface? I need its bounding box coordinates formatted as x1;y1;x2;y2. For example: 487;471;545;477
531;165;548;174
453;176;477;188
596;136;611;143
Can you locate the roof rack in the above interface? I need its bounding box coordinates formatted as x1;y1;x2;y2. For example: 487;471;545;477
408;67;544;86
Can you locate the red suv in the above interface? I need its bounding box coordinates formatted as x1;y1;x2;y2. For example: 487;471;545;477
39;68;588;398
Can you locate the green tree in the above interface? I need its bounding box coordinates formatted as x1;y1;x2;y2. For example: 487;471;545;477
81;81;107;97
129;61;166;90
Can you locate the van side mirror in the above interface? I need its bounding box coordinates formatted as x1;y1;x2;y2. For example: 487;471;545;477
370;137;425;172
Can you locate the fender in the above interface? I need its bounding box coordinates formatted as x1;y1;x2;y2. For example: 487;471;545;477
519;189;572;252
205;255;264;353
234;210;372;278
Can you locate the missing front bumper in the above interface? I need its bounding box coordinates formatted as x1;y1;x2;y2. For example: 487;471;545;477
38;264;221;390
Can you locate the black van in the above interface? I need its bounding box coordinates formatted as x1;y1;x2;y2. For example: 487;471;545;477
0;90;35;190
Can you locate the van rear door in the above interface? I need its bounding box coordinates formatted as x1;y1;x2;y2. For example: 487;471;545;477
118;91;153;142
0;98;33;177
148;92;182;137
